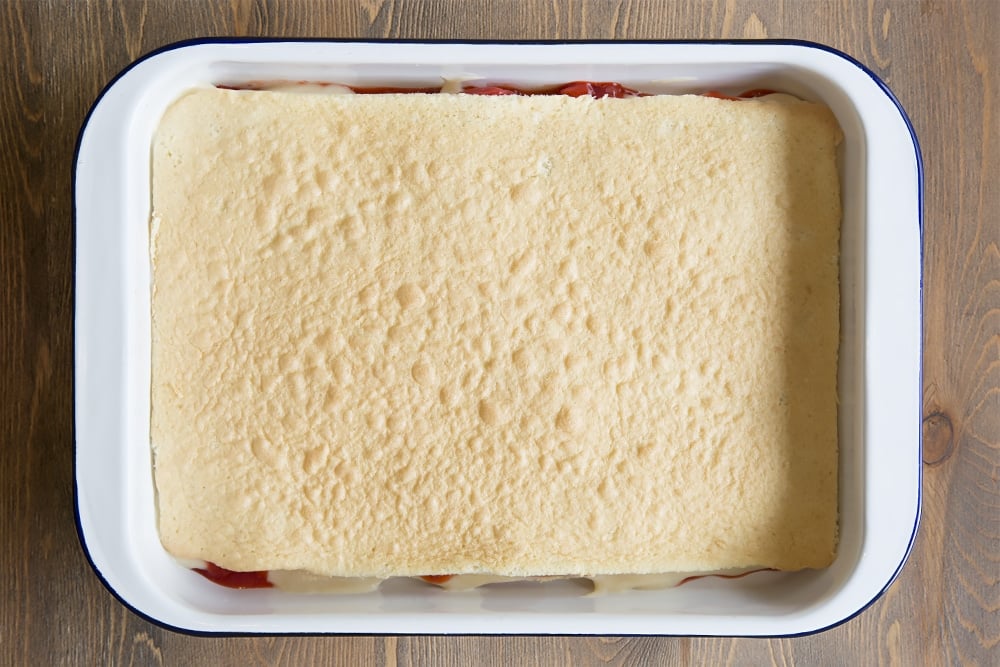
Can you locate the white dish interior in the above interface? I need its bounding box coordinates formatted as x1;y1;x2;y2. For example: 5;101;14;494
74;40;921;636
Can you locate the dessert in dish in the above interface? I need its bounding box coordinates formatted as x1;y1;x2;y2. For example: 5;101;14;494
149;82;841;592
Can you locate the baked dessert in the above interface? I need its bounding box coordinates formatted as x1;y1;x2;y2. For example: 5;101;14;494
150;84;841;590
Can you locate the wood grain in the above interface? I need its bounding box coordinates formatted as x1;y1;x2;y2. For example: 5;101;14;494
1;1;997;664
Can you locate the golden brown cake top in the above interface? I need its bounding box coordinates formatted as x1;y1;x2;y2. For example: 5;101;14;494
150;87;840;578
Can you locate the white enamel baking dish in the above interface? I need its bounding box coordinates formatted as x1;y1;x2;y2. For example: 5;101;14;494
74;40;922;636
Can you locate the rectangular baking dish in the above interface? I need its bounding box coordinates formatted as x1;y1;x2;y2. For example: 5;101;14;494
74;40;922;636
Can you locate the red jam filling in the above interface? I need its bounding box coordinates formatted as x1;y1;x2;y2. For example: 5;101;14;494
193;561;273;589
677;568;773;586
218;80;775;100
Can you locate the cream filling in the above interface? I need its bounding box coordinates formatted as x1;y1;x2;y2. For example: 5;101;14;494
268;570;383;594
183;560;763;594
267;569;766;594
253;82;354;95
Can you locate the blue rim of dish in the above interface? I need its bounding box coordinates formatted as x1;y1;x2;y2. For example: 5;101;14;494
72;37;924;638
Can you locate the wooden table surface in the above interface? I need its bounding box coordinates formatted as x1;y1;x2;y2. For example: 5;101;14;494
2;1;997;664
